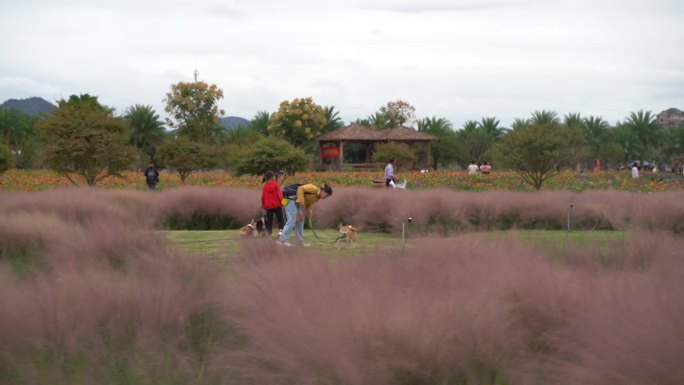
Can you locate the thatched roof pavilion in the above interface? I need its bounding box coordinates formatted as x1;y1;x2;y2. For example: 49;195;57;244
313;124;437;168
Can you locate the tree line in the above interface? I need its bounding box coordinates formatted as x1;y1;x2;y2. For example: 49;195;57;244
1;74;682;190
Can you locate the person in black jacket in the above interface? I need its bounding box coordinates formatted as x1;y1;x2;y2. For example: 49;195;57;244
144;163;159;191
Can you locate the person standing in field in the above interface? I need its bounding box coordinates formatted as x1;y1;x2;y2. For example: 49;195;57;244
385;158;396;187
261;171;285;237
631;162;640;179
278;183;332;247
144;163;159;191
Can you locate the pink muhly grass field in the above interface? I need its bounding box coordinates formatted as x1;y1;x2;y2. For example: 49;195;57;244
1;187;684;384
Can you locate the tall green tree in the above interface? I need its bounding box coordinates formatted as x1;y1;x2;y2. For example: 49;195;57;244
457;120;493;164
624;110;662;163
378;100;417;128
0;140;11;174
563;113;585;130
322;106;343;133
511;117;530;131
581;116;622;166
417;116;459;169
164;74;225;142
492;123;584;190
530;110;560;126
611;122;643;164
0;108;42;168
268;97;327;147
366;112;390;130
662;124;684;162
225;125;263;147
38;94;136;186
125;104;166;164
250;110;272;135
479;117;504;141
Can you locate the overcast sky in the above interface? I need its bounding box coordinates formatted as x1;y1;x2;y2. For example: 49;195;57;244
1;0;683;128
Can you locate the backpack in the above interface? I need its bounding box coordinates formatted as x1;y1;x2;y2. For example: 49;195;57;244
282;183;302;198
146;168;157;182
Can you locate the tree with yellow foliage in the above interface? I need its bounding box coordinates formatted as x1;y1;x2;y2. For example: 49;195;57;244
268;97;326;147
164;73;224;143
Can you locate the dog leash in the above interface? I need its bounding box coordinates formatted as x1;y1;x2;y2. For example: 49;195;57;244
307;218;342;244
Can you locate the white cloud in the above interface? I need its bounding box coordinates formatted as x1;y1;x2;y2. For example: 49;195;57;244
1;0;682;127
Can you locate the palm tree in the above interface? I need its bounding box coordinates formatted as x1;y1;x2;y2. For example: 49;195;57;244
460;120;479;133
250;110;271;135
352;118;371;127
478;117;504;141
582;116;611;162
367;112;390;130
418;117;457;169
530;110;560;126
624;110;662;164
226;125;263;147
612;122;644;165
564;113;585;130
418;117;453;132
661;125;684;164
458;120;490;164
125;104;166;163
322;106;343;133
511;117;530;131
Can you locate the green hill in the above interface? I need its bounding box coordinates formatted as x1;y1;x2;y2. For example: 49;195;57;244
0;97;56;116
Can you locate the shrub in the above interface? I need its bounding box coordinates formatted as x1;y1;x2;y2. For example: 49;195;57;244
234;136;309;176
0;141;11;174
373;142;416;169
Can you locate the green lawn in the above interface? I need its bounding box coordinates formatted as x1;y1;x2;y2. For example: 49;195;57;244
164;229;398;258
165;229;627;260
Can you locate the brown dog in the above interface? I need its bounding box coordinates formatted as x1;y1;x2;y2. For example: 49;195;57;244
239;219;256;238
336;224;357;248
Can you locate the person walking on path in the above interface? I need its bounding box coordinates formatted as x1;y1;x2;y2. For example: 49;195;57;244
278;183;332;247
144;163;159;191
384;158;396;187
261;171;285;237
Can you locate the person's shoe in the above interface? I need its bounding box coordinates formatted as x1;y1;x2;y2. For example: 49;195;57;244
278;230;283;237
276;240;291;247
297;242;311;247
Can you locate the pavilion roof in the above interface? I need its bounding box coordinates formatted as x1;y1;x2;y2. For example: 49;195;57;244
314;124;437;142
314;124;380;141
378;125;438;141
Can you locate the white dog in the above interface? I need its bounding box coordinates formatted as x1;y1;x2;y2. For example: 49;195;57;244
389;178;407;189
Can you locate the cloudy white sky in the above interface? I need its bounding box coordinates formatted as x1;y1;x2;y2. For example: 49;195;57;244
1;0;683;128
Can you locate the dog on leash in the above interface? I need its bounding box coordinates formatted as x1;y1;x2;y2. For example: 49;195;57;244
239;219;256;238
336;224;357;248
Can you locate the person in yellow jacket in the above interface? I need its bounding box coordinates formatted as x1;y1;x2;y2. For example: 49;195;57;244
278;183;333;246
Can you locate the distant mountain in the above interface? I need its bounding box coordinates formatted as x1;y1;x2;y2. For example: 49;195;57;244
0;97;56;116
219;116;250;130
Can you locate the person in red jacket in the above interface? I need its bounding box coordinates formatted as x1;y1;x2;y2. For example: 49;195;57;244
261;171;285;237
